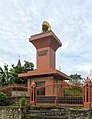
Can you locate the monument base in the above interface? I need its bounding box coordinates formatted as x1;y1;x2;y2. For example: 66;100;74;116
19;69;71;97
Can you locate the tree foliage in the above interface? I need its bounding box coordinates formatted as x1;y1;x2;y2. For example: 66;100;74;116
23;60;34;72
0;92;9;106
64;87;82;97
9;65;27;84
69;74;83;84
0;60;34;86
0;64;11;87
63;74;83;96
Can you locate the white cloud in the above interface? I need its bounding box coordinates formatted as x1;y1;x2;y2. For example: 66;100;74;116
0;0;92;78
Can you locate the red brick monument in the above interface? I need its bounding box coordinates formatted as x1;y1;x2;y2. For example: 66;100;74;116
18;21;71;105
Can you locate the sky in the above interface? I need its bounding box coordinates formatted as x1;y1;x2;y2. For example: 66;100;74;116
0;0;92;78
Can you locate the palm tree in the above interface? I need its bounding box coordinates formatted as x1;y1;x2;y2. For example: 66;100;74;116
69;74;83;84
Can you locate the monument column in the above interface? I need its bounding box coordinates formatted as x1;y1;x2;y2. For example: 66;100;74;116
27;77;31;95
29;31;62;70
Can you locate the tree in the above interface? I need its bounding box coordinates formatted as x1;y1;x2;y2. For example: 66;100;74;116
0;60;34;85
0;67;6;87
64;74;83;96
64;87;82;96
23;60;34;72
69;74;83;84
9;60;34;84
0;64;10;86
9;65;26;84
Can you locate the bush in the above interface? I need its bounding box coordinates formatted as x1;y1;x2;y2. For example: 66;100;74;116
64;87;82;96
27;103;31;109
0;92;8;106
19;97;27;106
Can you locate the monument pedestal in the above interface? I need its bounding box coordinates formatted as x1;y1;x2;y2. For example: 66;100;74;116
30;31;62;70
18;31;71;101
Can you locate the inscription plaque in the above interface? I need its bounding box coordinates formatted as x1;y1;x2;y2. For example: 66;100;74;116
38;50;48;56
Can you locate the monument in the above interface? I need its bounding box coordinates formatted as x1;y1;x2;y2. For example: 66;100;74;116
18;21;71;105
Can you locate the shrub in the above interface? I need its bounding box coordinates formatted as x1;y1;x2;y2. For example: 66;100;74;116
27;103;31;109
0;92;8;106
64;87;82;96
19;97;27;106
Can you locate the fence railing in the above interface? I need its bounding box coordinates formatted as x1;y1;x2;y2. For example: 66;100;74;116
37;96;83;105
0;84;27;91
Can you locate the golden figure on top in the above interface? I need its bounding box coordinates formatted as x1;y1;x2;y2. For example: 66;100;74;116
41;21;51;33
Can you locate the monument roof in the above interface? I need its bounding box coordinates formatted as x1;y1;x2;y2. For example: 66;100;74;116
18;69;71;80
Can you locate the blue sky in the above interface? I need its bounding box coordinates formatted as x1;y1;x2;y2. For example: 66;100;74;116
0;0;92;78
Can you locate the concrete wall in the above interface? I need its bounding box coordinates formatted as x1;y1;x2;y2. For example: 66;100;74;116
25;107;92;119
0;106;22;119
11;91;28;97
0;106;92;119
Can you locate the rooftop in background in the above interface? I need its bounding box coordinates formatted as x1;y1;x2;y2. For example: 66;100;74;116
17;59;21;68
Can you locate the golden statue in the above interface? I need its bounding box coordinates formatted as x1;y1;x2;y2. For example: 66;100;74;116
41;21;51;33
